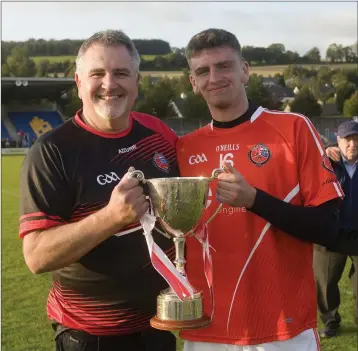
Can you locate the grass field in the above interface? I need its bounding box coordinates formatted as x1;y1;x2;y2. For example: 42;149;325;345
31;55;76;64
2;155;356;350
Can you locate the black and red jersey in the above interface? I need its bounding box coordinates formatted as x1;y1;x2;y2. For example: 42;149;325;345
19;110;179;336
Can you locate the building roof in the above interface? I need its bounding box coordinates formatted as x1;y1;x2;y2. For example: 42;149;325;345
1;77;75;103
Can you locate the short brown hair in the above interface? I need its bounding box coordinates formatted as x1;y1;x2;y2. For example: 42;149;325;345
185;28;242;61
76;30;140;72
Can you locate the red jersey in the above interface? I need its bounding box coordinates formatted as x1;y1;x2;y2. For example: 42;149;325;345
176;107;343;345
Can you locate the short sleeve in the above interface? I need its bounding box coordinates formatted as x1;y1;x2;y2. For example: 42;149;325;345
295;117;344;207
19;141;73;238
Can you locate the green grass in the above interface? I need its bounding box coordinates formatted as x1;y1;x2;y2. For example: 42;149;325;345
31;55;76;64
1;155;356;350
30;54;170;64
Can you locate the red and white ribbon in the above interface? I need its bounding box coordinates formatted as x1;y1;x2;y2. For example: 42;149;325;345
192;223;215;320
140;211;196;301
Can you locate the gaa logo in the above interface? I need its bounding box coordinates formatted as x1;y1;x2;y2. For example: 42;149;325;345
97;172;120;185
189;153;208;165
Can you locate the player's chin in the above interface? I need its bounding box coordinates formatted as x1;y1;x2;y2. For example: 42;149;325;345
96;107;126;120
211;98;232;109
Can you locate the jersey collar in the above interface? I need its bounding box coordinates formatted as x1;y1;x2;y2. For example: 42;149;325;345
211;100;260;129
74;109;133;138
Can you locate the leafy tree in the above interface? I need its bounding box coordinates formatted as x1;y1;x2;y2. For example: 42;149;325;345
2;46;36;77
305;47;321;63
290;86;322;117
336;82;356;113
342;46;356;63
343;91;358;117
135;77;177;118
36;59;51;77
62;88;82;117
316;66;334;85
331;71;348;88
181;92;210;120
326;43;344;63
172;69;193;95
246;74;281;109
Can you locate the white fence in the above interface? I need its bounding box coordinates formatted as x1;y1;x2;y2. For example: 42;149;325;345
2;148;29;155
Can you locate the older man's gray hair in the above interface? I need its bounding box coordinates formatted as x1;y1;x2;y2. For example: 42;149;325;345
75;30;141;73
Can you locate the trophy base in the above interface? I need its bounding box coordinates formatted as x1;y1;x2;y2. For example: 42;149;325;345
150;288;211;331
150;314;211;331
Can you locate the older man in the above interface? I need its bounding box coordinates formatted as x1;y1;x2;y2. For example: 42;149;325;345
314;120;358;338
19;30;177;351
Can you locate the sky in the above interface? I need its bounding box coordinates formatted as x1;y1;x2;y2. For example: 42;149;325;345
1;1;357;56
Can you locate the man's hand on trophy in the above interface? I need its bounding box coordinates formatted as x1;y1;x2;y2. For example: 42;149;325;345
216;161;257;209
105;171;149;229
326;146;341;162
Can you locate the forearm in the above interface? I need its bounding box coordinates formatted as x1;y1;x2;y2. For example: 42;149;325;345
249;189;339;246
24;208;120;274
326;230;358;255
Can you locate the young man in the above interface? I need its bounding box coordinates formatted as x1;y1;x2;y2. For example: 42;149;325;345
19;30;177;351
314;120;358;337
176;28;343;351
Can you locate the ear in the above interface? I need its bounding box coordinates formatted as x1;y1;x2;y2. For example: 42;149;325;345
189;74;200;95
75;72;82;99
240;60;250;85
136;72;141;86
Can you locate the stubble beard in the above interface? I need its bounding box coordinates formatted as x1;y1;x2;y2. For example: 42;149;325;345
94;96;128;120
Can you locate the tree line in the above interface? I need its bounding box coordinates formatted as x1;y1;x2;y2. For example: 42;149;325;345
2;39;357;76
1;39;172;63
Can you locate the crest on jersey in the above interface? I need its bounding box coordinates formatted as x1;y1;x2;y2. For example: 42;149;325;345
153;153;170;173
248;143;271;167
322;154;334;173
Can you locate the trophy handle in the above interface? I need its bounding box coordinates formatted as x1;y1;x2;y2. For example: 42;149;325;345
211;167;225;179
187;168;225;241
128;166;146;182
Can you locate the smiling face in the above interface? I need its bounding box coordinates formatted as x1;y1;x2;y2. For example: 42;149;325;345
188;46;249;110
75;43;139;123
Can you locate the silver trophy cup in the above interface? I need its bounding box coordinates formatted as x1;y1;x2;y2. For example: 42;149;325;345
128;167;223;331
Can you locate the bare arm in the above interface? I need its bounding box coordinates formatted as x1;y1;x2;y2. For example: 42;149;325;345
24;207;118;274
23;174;149;274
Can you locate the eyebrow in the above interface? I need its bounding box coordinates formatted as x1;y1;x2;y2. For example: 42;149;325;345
194;60;234;75
88;68;132;75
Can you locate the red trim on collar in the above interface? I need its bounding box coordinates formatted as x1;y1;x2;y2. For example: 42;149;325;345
74;109;133;138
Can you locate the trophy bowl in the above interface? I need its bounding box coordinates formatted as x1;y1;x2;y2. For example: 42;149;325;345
147;176;212;238
129;168;223;331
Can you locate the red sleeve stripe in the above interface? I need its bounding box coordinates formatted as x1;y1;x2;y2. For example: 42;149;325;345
131;112;178;148
19;212;64;223
19;219;63;238
20;212;47;220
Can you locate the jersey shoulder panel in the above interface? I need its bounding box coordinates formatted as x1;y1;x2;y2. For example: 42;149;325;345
34;118;80;147
177;125;210;147
259;109;312;132
131;112;178;147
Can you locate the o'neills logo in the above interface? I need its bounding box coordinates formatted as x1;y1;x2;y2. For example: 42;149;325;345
215;144;240;152
118;144;137;154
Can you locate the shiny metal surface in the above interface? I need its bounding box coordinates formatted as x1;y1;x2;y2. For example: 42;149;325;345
156;288;204;321
127;167;223;328
146;177;211;237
